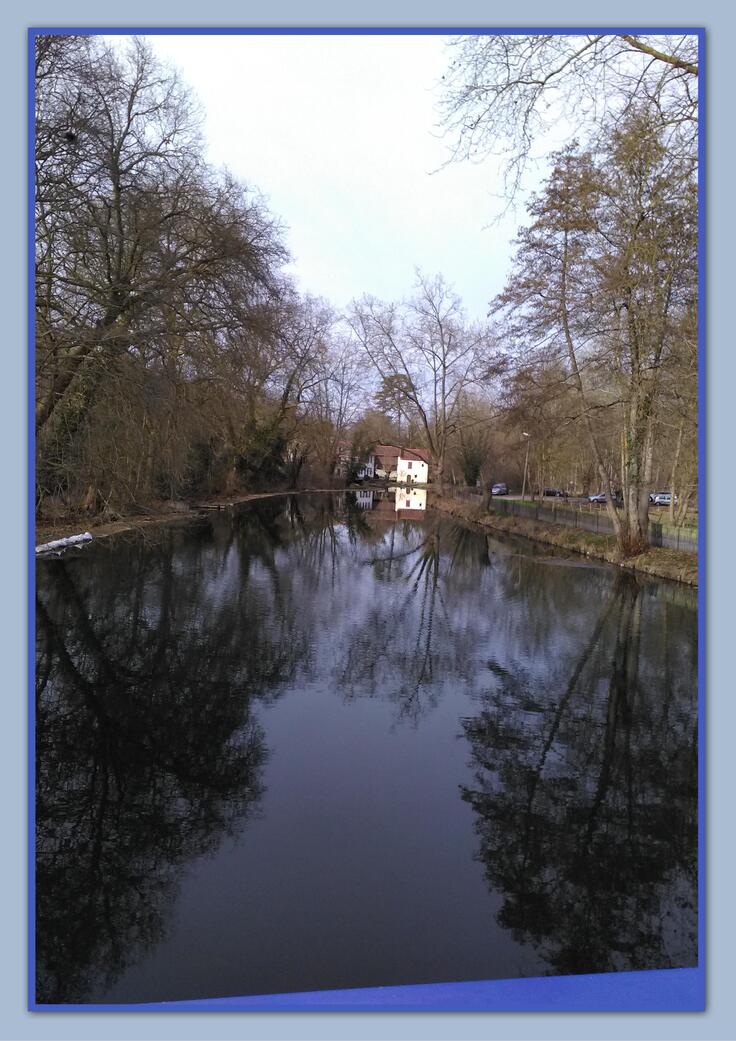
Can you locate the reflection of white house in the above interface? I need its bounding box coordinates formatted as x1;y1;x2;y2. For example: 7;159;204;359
396;453;429;485
395;487;427;512
354;489;375;509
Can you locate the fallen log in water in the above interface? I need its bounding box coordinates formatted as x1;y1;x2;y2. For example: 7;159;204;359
36;532;93;555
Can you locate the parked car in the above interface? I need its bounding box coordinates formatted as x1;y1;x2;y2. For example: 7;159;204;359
375;467;388;479
650;491;678;506
589;491;623;506
388;470;398;482
543;487;567;498
491;482;509;496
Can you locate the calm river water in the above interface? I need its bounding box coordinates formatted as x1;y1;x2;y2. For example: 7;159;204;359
35;492;698;1003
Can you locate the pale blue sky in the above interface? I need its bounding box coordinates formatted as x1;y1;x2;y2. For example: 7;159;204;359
144;33;540;321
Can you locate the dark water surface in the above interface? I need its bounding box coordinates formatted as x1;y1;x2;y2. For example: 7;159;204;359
35;493;698;1003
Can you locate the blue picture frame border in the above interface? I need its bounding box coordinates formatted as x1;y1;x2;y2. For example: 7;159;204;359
27;23;706;1015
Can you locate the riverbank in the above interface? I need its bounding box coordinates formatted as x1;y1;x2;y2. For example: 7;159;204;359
431;496;698;587
35;489;331;547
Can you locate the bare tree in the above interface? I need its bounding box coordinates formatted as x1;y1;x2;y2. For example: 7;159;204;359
450;394;497;487
438;33;699;207
35;36;292;513
304;338;366;477
493;112;697;556
349;272;497;483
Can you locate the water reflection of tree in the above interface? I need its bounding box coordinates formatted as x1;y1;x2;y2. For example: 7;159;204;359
493;548;616;664
36;500;698;999
460;574;697;975
35;524;307;1003
338;518;494;723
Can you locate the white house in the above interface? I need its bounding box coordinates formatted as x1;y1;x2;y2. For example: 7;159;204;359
372;445;431;482
334;442;375;480
338;443;430;483
356;454;375;480
396;452;429;485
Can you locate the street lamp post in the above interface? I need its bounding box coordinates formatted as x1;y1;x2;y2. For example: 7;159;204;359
521;432;530;501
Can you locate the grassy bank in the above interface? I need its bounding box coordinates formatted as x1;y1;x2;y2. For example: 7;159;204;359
431;496;698;587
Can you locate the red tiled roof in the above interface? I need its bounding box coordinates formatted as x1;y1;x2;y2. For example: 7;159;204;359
373;445;431;466
399;448;430;464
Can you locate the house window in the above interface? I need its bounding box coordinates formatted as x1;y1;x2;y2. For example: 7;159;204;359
405;499;411;507
407;460;412;469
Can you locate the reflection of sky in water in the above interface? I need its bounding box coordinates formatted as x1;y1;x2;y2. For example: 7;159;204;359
35;493;698;1004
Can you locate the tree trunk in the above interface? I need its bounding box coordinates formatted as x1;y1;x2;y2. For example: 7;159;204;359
668;419;685;524
559;230;623;544
620;410;653;556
